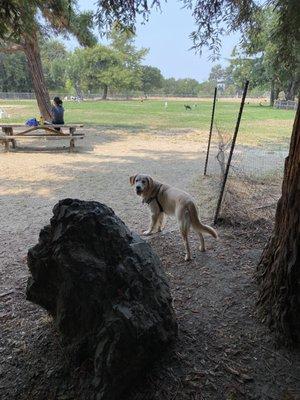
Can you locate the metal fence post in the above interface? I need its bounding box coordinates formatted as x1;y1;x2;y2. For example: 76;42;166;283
213;80;249;224
204;87;218;175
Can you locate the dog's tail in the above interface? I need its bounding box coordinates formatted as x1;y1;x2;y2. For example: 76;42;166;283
187;202;218;238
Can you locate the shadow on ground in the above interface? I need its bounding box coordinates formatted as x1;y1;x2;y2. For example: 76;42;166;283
0;127;299;400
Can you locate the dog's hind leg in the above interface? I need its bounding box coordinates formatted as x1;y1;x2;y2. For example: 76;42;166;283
178;209;191;261
188;203;218;238
198;232;205;252
187;202;217;250
180;226;191;261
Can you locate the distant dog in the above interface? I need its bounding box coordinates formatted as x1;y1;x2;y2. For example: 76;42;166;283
184;104;192;110
130;174;218;261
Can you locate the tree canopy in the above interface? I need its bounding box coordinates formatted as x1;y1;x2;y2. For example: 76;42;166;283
140;66;163;95
240;7;300;101
0;0;96;117
0;51;31;92
66;28;148;98
0;0;96;48
0;0;298;103
95;0;299;66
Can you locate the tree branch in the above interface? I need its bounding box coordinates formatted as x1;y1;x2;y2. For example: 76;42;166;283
0;44;23;53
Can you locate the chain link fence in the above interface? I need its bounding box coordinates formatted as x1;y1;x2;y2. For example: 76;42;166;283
203;84;288;227
0;90;270;101
0;91;214;101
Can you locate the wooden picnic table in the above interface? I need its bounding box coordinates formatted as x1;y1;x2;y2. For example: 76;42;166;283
0;124;85;152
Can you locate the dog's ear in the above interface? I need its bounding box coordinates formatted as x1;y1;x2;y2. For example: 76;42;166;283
129;174;137;186
146;176;154;189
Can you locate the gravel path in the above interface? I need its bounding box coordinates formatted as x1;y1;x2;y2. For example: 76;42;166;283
1;127;299;400
0;127;206;239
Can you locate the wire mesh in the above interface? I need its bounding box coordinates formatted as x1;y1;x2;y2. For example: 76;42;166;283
203;90;287;227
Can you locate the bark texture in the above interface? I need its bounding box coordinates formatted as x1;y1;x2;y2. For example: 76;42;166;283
22;33;52;119
26;199;177;400
285;78;299;101
256;101;300;346
270;80;281;106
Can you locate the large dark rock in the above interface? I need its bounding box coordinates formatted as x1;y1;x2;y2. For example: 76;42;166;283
26;199;177;400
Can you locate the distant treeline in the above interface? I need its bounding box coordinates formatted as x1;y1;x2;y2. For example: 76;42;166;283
0;8;298;103
0;39;266;98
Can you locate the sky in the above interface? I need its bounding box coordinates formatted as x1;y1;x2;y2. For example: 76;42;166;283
64;0;241;82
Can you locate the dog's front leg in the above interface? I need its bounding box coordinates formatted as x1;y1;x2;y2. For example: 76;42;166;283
143;212;159;236
156;212;165;232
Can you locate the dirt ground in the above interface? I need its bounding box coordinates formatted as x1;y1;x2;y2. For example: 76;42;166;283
0;128;299;400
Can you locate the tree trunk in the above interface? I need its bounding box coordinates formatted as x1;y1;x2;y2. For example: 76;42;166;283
285;80;297;101
102;84;108;100
74;83;83;99
22;33;52;120
256;101;300;346
270;80;275;106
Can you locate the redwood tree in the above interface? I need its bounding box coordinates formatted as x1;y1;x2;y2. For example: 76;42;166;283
256;102;300;345
0;0;96;119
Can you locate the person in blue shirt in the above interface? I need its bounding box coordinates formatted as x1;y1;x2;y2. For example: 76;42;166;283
51;96;64;126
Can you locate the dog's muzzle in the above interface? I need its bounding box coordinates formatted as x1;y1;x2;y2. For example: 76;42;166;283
136;186;142;195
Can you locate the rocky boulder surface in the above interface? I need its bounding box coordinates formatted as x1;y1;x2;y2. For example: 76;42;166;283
26;198;177;400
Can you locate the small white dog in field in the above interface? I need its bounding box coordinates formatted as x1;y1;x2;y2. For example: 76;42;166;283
130;174;218;261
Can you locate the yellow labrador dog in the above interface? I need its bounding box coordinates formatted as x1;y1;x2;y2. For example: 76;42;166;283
130;174;218;261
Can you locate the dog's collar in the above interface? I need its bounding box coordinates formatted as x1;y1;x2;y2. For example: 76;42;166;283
145;184;164;212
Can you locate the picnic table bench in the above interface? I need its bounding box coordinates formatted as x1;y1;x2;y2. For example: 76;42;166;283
0;124;84;152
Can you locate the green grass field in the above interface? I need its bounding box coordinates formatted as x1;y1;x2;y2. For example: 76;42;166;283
0;99;295;147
